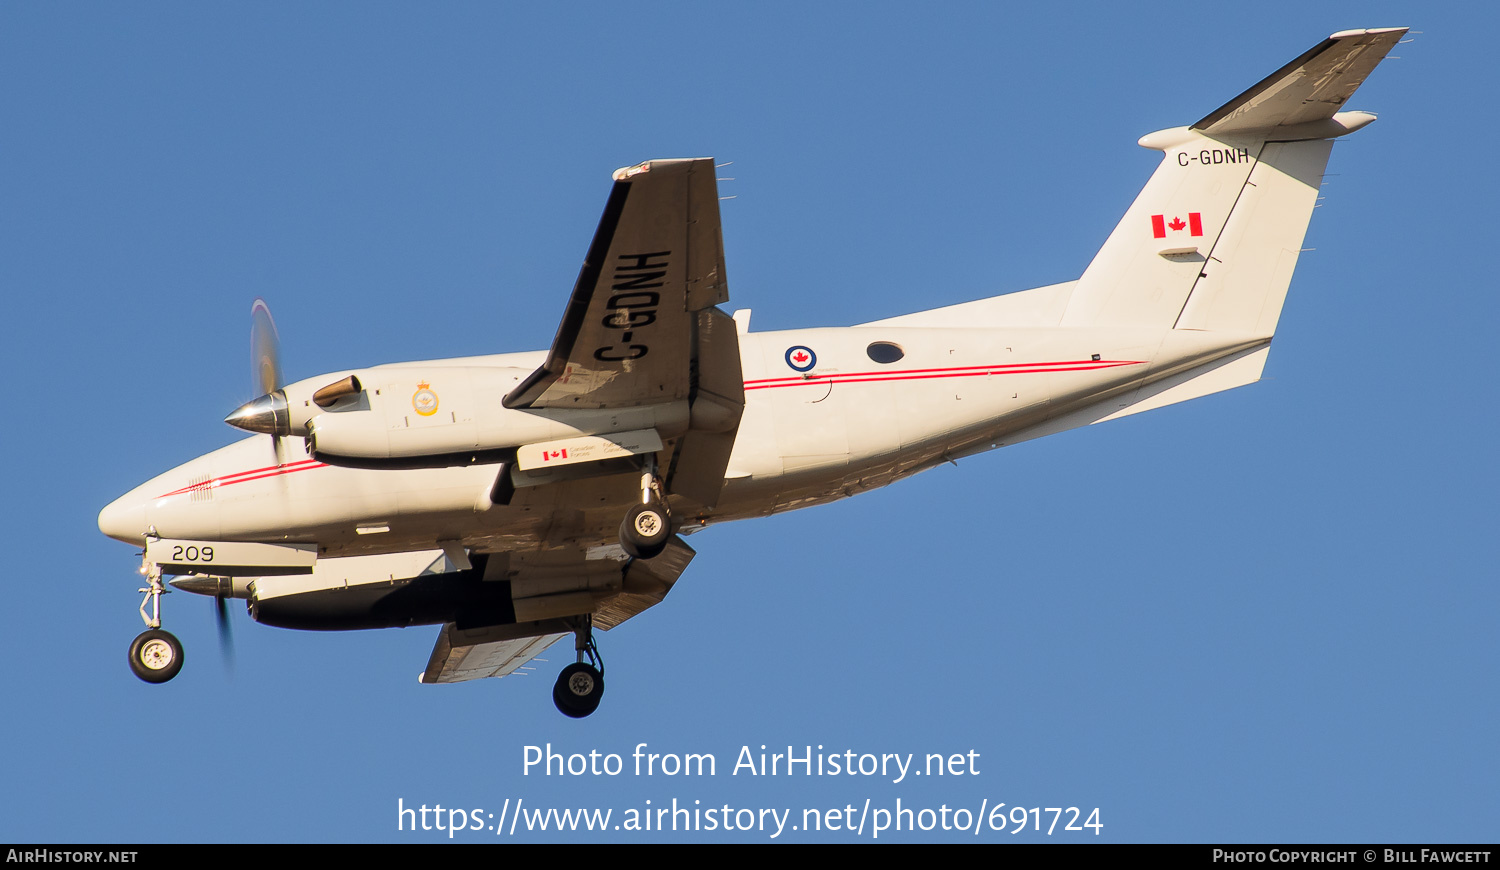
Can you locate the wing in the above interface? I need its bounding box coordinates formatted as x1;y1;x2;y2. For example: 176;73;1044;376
504;158;736;411
419;537;696;684
503;157;745;509
422;160;741;686
1193;28;1406;138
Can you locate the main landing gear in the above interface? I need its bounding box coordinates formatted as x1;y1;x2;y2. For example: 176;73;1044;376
553;617;605;719
128;558;184;683
618;456;670;560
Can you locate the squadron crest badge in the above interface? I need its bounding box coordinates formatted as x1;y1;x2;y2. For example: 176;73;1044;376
412;381;439;416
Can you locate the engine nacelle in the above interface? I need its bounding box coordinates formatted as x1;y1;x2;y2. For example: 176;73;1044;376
304;365;689;468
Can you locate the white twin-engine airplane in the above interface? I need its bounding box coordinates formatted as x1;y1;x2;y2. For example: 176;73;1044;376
100;29;1403;717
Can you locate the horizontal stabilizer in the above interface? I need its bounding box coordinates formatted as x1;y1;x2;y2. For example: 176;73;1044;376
984;345;1270;451
1193;28;1406;138
1097;345;1269;422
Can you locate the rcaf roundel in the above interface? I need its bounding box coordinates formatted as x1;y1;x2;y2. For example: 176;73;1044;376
785;346;816;372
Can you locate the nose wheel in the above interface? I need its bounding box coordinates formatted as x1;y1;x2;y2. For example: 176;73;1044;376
553;618;605;718
129;629;184;683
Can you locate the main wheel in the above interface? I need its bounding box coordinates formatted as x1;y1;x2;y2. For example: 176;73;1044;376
128;629;184;684
552;662;604;718
619;503;669;559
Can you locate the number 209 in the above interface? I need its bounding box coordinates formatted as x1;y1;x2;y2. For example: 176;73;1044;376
171;545;213;562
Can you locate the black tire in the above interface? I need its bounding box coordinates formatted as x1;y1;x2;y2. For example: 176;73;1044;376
552;662;604;718
619;503;669;560
128;629;184;684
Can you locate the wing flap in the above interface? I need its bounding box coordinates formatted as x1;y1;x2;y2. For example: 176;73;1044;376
668;306;744;508
594;535;695;629
421;626;568;684
418;536;697;682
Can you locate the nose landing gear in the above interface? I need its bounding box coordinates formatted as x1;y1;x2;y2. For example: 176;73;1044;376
128;557;184;684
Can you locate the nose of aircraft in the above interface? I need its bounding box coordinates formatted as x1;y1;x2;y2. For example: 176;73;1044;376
98;493;148;544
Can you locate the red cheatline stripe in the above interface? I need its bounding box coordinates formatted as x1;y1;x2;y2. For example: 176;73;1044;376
744;360;1144;391
744;359;1134;386
155;459;326;499
744;360;1139;387
213;459;320;483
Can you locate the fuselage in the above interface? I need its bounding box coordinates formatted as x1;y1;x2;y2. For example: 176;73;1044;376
99;320;1262;559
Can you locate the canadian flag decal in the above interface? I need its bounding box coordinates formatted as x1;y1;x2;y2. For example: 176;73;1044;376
1151;213;1203;239
543;449;568;462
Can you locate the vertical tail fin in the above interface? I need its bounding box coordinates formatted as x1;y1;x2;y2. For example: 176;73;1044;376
1059;126;1268;329
1059;28;1405;333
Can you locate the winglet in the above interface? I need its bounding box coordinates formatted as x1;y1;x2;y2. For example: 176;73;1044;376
1192;27;1406;139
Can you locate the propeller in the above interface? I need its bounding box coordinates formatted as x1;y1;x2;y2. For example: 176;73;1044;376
214;593;235;672
215;299;290;666
169;575;240;672
251;297;283;398
226;298;289;462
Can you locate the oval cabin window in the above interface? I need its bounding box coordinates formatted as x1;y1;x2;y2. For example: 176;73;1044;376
866;342;904;364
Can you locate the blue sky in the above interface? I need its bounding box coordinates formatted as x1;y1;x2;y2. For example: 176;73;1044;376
3;2;1495;843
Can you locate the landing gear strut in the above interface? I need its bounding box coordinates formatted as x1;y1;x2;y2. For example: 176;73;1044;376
553;617;604;718
619;456;670;560
129;557;184;683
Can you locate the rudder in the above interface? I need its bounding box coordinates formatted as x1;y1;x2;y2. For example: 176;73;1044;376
1173;138;1332;336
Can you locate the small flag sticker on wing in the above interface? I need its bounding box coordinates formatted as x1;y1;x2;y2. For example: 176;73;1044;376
1151;213;1203;239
